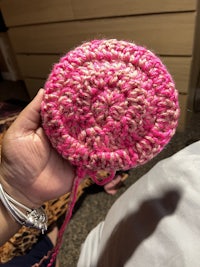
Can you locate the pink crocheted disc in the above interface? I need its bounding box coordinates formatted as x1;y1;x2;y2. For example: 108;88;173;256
41;39;179;183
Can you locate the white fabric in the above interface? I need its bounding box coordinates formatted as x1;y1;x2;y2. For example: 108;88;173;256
77;141;200;267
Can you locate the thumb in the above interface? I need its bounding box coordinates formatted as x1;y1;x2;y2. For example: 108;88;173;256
10;89;44;134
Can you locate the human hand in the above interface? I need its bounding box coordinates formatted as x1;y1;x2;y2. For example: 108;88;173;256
0;89;75;208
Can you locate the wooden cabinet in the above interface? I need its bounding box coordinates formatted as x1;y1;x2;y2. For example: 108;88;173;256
1;0;200;130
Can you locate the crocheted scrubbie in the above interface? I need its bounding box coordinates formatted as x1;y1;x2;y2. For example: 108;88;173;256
40;39;179;266
41;39;179;180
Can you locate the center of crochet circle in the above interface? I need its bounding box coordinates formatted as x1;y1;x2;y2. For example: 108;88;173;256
58;59;152;151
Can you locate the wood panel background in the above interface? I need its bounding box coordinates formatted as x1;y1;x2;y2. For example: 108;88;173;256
1;0;197;26
9;12;195;55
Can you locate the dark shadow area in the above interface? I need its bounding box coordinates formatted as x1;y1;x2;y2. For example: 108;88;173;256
73;171;130;214
96;189;181;267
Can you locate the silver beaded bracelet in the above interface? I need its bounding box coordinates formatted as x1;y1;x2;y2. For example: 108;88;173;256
0;184;48;234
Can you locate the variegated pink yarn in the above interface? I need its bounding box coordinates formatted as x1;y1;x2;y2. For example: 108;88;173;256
40;39;179;266
41;39;179;180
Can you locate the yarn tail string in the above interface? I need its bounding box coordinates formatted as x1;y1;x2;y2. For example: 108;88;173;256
31;171;85;267
47;171;84;267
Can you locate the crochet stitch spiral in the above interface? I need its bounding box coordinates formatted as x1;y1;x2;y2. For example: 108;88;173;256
40;39;180;266
41;39;179;182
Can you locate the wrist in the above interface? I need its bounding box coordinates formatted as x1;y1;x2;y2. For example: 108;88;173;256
0;180;48;234
0;199;21;246
0;198;21;227
0;166;41;209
